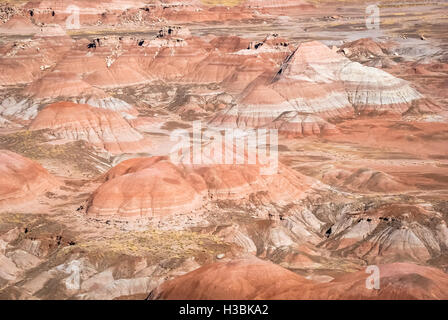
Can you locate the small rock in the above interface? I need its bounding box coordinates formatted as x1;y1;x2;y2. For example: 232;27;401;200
216;253;225;259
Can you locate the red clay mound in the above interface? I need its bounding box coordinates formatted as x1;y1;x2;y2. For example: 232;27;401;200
270;113;338;137
210;35;250;53
23;72;106;99
310;263;448;300
0;16;38;35
0;150;57;207
193;162;311;203
87;157;207;218
150;257;310;300
86;153;315;219
317;166;408;193
0;35;70;86
177;139;317;204
151;258;448;300
212;41;427;133
339;38;391;61
29;101;148;154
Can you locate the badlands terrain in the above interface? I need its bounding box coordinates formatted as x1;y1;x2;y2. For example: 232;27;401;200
0;0;447;300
